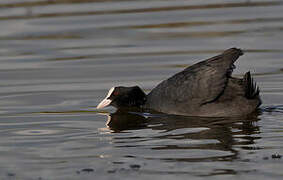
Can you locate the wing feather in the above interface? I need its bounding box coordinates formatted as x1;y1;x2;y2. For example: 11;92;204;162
146;48;243;110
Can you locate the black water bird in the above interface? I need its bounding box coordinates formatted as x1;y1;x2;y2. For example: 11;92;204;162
97;48;261;117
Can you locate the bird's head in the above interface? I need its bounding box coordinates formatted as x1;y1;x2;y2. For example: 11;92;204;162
97;86;146;109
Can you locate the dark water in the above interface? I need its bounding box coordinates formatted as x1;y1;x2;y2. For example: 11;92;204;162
0;0;283;179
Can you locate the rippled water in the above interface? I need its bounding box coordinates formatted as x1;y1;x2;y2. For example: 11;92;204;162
0;0;283;179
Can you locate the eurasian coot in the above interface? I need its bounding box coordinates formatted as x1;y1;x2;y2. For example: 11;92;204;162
97;48;261;117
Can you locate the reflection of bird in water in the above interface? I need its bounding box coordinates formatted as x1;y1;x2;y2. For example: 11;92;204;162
105;111;148;132
104;111;261;161
97;48;261;117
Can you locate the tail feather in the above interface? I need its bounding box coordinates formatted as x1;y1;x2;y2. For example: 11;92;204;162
244;71;260;99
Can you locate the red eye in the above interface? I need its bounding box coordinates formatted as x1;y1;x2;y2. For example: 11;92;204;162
113;91;119;96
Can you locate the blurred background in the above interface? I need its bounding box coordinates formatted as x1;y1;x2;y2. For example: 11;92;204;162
0;0;283;179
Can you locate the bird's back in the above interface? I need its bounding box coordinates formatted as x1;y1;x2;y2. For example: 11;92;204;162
145;48;261;117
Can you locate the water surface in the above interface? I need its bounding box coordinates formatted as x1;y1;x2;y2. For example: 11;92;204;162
0;0;283;179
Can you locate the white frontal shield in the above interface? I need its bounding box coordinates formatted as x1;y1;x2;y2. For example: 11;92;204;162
96;87;115;109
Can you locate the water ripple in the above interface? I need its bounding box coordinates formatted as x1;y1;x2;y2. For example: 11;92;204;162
0;0;283;179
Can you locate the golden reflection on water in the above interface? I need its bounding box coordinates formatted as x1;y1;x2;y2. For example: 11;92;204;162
14;129;60;135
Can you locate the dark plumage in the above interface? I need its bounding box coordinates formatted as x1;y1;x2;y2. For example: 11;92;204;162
97;86;146;110
97;48;261;117
109;86;146;108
